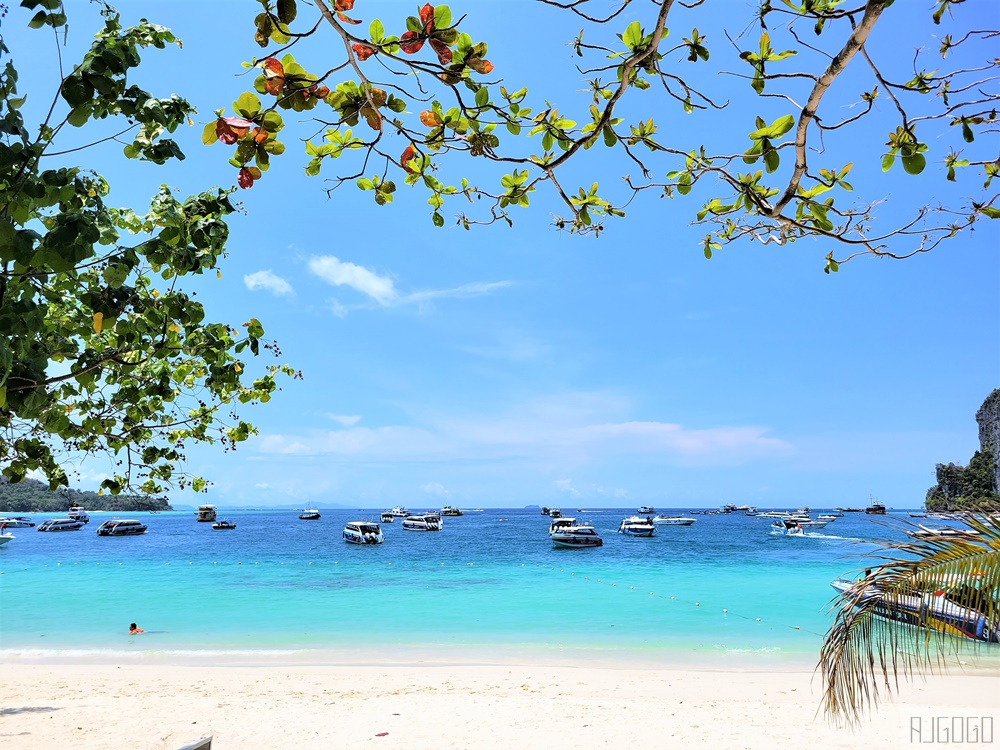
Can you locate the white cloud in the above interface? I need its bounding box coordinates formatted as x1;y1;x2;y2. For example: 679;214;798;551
326;414;362;427
554;479;581;497
244;269;294;296
308;256;397;304
422;482;450;497
307;255;511;313
255;391;794;469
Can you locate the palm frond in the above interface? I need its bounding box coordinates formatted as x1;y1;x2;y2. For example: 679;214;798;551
820;509;1000;725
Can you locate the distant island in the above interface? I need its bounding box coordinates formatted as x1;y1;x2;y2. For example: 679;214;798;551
0;478;172;513
925;389;1000;511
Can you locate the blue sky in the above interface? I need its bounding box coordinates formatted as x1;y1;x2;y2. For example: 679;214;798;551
10;1;999;508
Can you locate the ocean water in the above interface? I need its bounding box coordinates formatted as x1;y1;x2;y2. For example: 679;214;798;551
0;508;930;666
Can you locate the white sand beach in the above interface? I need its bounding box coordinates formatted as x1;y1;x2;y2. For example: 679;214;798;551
2;662;997;749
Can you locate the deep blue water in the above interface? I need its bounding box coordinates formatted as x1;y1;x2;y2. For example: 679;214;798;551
0;507;916;664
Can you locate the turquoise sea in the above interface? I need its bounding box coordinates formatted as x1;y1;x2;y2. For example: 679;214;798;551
0;508;940;666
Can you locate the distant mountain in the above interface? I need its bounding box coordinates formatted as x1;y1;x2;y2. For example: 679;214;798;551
0;478;172;513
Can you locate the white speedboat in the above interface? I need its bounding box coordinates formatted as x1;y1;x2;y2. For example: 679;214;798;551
68;505;90;523
618;516;655;537
908;525;981;539
389;506;410;518
96;519;148;536
817;514;839;521
651;515;696;526
380;511;394;523
0;516;34;528
796;518;829;529
402;514;442;531
343;521;384;544
549;517;578;536
772;519;805;536
212;520;237;530
548;508;562;518
37;518;86;532
0;532;14;547
440;505;463;516
551;523;602;548
638;505;655;514
195;504;217;522
299;508;321;520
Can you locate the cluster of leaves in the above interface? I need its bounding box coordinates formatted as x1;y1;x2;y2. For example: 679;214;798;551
926;450;1000;511
204;0;998;267
1;4;297;494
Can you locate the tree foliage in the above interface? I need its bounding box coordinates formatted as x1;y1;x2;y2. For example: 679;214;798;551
926;450;1000;511
208;0;999;270
1;2;298;495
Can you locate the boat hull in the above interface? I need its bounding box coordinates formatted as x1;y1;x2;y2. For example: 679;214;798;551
551;535;603;548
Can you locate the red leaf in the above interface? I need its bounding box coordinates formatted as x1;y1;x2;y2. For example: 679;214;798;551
353;42;376;61
216;116;253;145
419;4;435;30
419;110;442;127
314;85;330;98
237;167;255;189
399;31;423;54
334;0;355;10
251;127;268;144
468;57;494;75
401;144;416;173
337;12;362;24
261;57;284;76
429;38;452;65
261;57;285;95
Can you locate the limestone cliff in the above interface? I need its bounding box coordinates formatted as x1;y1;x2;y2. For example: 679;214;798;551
977;388;1000;493
925;389;1000;510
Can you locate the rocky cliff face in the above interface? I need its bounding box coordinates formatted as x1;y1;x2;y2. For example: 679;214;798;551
925;389;1000;510
977;388;1000;493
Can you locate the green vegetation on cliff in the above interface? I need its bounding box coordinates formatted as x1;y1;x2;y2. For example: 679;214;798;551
0;479;171;514
925;449;1000;511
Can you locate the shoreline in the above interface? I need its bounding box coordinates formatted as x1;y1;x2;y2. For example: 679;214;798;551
4;662;997;749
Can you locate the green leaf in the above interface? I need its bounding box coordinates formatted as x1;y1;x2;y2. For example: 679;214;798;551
356;177;374;190
881;153;895;172
432;211;445;227
277;0;297;24
234;92;262;119
623;21;643;50
474;87;489;108
370;19;384;43
434;6;452;29
27;10;47;28
201;121;219;145
901;152;926;175
763;147;779;173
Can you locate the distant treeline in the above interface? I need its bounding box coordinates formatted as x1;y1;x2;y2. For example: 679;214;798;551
0;478;172;513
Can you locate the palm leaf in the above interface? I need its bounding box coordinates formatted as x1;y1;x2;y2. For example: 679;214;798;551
819;509;1000;725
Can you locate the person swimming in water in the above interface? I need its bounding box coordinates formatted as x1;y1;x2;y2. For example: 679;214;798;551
129;622;144;634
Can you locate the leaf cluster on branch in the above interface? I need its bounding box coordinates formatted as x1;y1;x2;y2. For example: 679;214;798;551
206;0;998;270
1;2;299;495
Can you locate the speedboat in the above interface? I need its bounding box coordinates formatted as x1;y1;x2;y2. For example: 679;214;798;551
67;505;90;523
440;505;463;516
830;579;998;643
540;506;550;516
651;515;696;526
402;514;442;531
618;516;655;537
0;516;34;528
772;519;805;536
638;505;655;514
551;523;602;548
195;504;217;522
907;525;981;539
0;532;14;547
299;508;321;520
343;521;384;544
549;517;578;536
389;506;410;518
96;519;148;536
720;504;737;513
37;518;86;532
794;518;829;529
548;508;562;518
817;514;839;521
380;511;394;523
212;520;237;530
